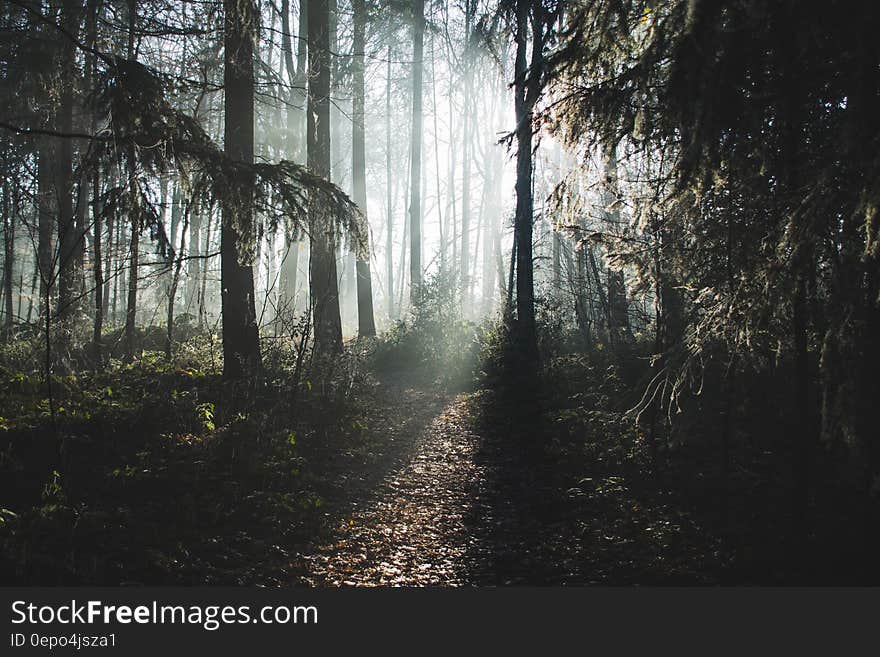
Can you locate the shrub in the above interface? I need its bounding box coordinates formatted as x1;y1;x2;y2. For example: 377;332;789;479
370;272;482;390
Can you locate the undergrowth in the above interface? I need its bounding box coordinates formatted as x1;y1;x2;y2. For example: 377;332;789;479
370;272;483;391
0;327;374;585
474;297;880;584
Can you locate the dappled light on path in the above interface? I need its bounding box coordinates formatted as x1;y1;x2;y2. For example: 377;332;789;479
301;397;486;586
291;384;725;587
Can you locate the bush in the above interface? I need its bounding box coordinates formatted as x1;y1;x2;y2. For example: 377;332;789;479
370;272;482;390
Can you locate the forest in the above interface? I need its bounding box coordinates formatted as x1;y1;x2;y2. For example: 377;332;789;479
0;0;878;586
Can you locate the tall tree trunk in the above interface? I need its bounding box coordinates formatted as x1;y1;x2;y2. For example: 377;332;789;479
602;143;631;345
308;0;343;355
280;0;297;151
122;191;140;362
408;0;424;303
158;176;171;293
482;76;504;314
166;205;189;359
278;235;299;317
221;0;262;377
185;205;202;316
294;0;309;163
112;213;123;325
101;166;113;324
572;244;592;346
122;0;140;363
30;7;57;324
55;0;83;339
199;209;212;328
460;0;473;311
85;0;102;364
91;165;103;362
279;0;304;319
351;0;376;337
512;0;539;363
447;63;458;271
430;33;446;277
164;181;183;357
2;179;13;337
385;46;394;320
37;146;55;320
328;0;355;330
550;144;562;295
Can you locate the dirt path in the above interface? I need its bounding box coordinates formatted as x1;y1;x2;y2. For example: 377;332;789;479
298;390;489;586
287;379;723;587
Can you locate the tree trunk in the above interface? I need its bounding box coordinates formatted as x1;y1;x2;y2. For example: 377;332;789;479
460;0;474;311
185;205;202;316
602;144;631;345
166;206;189;360
352;0;376;337
101;167;113;324
122;191;140;362
308;0;343;355
294;0;309;163
85;0;102;364
512;0;539;364
430;34;446;277
385;46;394;320
111;211;121;324
279;237;300;317
91;165;103;363
221;0;262;378
199;209;212;328
37;145;55;320
122;0;140;363
55;0;83;339
482;81;503;314
408;0;424;303
2;178;13;337
164;182;184;358
279;0;304;320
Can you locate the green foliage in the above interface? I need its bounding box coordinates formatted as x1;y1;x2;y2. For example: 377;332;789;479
93;58;367;262
542;352;638;458
371;273;482;390
0;335;42;379
0;331;380;584
41;471;66;506
195;402;215;432
548;0;880;453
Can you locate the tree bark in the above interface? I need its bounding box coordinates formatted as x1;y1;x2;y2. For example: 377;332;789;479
308;0;343;355
221;0;262;378
408;0;424;303
512;0;539;363
86;0;102;364
2;178;13;337
185;205;202;316
122;0;139;363
352;0;376;337
278;0;304;320
602;143;632;345
37;145;55;321
91;165;103;362
385;46;394;320
55;0;83;339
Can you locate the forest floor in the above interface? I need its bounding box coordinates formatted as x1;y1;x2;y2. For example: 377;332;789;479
3;335;876;584
287;374;723;586
0;360;726;586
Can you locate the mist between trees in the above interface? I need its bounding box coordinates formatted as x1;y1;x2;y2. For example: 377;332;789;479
1;0;879;585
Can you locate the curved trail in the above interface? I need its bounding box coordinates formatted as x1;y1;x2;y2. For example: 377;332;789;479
287;381;720;587
300;394;489;586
